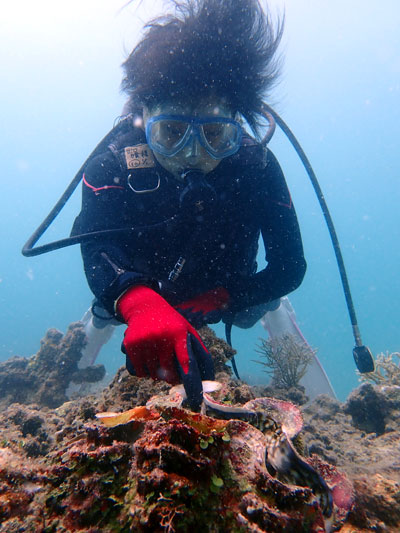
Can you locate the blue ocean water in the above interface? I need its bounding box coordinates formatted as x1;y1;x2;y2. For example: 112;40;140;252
1;0;399;401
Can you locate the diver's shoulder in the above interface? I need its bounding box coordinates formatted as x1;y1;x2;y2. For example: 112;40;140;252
232;135;284;180
111;116;147;150
84;149;119;181
84;120;147;178
228;134;267;169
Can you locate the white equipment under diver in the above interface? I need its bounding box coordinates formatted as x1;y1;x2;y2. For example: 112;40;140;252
261;297;336;400
78;308;116;369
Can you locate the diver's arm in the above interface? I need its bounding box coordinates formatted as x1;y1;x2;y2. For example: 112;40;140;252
227;150;306;312
77;153;158;315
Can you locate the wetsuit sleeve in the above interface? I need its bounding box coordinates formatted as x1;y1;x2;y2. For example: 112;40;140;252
227;150;307;311
73;152;158;315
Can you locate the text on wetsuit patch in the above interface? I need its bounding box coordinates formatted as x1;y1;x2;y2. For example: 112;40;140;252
124;144;156;169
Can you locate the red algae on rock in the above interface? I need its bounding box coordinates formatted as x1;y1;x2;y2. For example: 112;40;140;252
0;405;338;532
119;413;331;532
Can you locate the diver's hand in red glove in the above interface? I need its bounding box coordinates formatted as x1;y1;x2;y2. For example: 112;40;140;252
118;286;214;409
175;287;230;328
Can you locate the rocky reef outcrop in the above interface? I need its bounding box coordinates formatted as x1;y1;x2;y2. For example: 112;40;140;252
0;323;105;409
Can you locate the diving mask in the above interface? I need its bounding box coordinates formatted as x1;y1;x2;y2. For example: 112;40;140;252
145;114;243;159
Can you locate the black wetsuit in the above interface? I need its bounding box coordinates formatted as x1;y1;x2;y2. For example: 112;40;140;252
72;122;306;323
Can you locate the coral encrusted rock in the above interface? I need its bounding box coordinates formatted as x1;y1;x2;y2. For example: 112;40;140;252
0;323;105;409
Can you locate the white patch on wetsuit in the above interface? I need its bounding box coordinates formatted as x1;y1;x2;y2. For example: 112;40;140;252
124;144;156;169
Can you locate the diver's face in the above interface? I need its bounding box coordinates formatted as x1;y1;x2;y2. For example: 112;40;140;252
143;99;234;178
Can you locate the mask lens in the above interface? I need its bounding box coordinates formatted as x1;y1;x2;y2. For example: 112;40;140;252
146;115;242;158
201;121;241;155
147;118;190;155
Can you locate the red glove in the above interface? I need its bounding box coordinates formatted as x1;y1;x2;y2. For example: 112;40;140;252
118;286;214;409
175;287;230;328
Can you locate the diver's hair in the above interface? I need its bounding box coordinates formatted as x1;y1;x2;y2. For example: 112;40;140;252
121;0;284;135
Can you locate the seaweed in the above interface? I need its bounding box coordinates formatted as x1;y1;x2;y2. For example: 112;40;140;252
255;334;315;390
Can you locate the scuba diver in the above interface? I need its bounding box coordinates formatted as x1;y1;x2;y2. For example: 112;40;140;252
70;0;316;407
30;0;382;407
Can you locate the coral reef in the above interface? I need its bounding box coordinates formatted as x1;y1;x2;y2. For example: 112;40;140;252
256;334;314;390
198;325;236;373
0;323;105;409
0;403;341;532
348;475;400;531
0;324;400;531
302;385;400;484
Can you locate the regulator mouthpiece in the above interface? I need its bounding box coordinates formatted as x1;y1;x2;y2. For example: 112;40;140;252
179;169;216;212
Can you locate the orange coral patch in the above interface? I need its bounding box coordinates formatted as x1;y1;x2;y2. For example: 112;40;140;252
96;406;160;427
162;407;229;433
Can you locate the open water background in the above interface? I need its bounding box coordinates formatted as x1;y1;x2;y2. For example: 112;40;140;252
1;0;399;400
